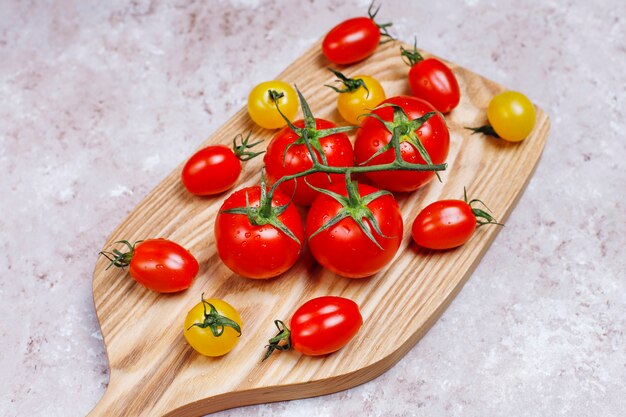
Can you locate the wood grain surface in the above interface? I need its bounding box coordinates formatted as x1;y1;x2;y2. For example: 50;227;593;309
88;39;550;417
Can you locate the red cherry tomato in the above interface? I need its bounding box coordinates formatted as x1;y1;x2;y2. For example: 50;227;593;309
322;17;381;65
264;296;363;359
264;119;354;206
354;96;450;192
411;196;501;250
305;182;403;278
181;145;241;196
215;186;304;279
100;239;199;293
408;58;460;114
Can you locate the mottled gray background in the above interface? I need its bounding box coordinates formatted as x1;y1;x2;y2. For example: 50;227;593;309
1;0;624;416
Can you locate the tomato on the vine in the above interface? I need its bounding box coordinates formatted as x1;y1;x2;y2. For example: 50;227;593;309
248;81;298;129
326;69;386;125
265;118;355;206
100;239;199;293
401;41;460;114
184;295;242;357
354;95;450;192
264;296;363;359
305;181;403;278
322;3;392;65
215;185;304;279
411;191;502;250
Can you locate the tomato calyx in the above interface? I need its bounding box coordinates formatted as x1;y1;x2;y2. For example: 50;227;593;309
262;319;292;361
360;103;442;181
187;293;242;337
465;124;500;139
220;175;302;245
232;131;265;161
400;38;425;67
367;1;394;44
307;176;393;250
275;86;357;167
464;188;504;227
325;68;370;96
267;89;284;103
99;240;141;269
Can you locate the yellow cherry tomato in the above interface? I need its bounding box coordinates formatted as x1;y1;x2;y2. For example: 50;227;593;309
247;81;298;129
184;296;242;357
487;91;536;142
333;73;386;125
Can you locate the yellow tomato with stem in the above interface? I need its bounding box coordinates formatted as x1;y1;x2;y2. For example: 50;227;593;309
184;295;242;357
326;69;386;125
487;91;536;142
247;81;298;129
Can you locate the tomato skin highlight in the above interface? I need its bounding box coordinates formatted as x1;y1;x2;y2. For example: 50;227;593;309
129;239;199;293
411;200;477;250
181;145;241;196
322;17;381;64
215;186;304;279
306;183;403;278
487;91;536;142
290;296;363;356
264;119;354;206
408;58;460;114
336;75;386;125
247;81;298;129
184;298;242;357
354;96;450;192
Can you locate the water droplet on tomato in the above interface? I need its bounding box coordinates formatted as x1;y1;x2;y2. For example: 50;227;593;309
245;232;251;238
156;264;164;270
373;140;380;147
241;242;247;247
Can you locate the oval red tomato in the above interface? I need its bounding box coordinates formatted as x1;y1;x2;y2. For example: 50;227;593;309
264;296;363;359
411;200;477;250
215;186;304;279
322;17;380;65
264;119;354;206
100;239;199;293
354;96;450;192
181;145;241;196
305;182;403;278
408;58;460;114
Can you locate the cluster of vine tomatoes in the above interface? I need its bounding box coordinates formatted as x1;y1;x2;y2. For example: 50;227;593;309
100;2;537;359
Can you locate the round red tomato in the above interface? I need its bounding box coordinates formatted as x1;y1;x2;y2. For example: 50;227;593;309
306;182;403;278
181;145;241;196
215;186;304;279
264;296;363;359
408;58;460;114
322;17;381;65
354;96;450;192
411;200;476;249
264;119;354;206
100;238;199;293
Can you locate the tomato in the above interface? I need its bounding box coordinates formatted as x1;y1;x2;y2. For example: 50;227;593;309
323;17;381;65
181;145;241;196
354;96;450;192
264;296;363;359
184;295;242;357
327;69;386;125
248;81;298;129
402;43;460;114
181;133;264;196
100;239;199;293
305;181;403;278
215;185;304;279
411;193;502;250
264;119;354;206
487;91;536;142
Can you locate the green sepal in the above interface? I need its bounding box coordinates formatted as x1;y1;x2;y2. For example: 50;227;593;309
400;37;424;67
463;187;504;227
187;293;242;337
233;131;265;161
325;68;370;97
262;320;292;361
466;125;500;138
368;1;394;43
99;240;142;269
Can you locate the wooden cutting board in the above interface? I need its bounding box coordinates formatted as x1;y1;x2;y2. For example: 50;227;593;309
88;39;549;417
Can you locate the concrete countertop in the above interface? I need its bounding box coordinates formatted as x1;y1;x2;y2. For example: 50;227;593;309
1;1;624;416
